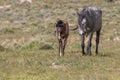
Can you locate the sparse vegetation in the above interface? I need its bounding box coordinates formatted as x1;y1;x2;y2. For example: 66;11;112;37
0;0;120;80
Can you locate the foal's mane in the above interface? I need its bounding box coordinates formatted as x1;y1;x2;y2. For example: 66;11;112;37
56;20;64;27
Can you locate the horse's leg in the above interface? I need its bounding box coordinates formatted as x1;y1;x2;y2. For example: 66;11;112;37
87;33;93;55
58;40;60;56
95;30;101;55
63;38;67;56
58;39;62;56
81;35;85;55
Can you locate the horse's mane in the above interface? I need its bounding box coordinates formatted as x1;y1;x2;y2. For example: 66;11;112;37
56;20;64;27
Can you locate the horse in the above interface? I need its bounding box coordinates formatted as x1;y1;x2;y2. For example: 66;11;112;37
72;7;102;55
55;20;69;56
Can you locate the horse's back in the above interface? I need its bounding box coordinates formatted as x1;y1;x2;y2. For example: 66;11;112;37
88;7;102;32
65;22;69;37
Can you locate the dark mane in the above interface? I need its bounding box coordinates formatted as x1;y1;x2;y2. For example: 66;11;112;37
57;20;63;24
56;20;64;27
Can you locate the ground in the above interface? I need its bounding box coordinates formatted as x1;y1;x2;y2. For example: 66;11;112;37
0;0;120;80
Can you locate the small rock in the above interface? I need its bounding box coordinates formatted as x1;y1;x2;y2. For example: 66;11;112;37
113;37;120;41
52;62;56;66
20;0;32;4
89;78;96;80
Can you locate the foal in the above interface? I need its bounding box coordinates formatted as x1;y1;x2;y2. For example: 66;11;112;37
55;20;69;56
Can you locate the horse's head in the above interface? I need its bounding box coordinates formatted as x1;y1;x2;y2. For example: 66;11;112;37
55;20;65;39
77;12;87;35
77;7;93;36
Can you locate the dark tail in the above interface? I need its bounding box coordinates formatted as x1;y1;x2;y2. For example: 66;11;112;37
70;26;78;31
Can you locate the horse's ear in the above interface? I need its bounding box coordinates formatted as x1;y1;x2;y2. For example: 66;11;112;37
83;9;91;20
86;9;91;16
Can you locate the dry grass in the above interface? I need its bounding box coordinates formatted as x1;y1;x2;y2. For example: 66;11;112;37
0;0;120;80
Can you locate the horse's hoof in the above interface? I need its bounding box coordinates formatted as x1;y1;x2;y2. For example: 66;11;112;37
59;53;63;56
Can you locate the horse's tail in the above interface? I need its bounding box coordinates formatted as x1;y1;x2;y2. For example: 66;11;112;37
70;26;78;31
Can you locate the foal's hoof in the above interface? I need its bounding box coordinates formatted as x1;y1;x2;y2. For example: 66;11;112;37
59;53;64;56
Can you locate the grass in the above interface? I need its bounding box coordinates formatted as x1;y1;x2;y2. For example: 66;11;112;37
0;0;120;80
0;49;120;80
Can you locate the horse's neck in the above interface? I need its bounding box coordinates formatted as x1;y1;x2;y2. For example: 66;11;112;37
65;23;69;35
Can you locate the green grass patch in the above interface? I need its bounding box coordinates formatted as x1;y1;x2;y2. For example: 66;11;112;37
0;0;120;80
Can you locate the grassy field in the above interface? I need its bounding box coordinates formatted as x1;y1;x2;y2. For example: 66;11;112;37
0;0;120;80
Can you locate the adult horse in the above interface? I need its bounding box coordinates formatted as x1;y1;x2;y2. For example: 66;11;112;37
73;7;102;55
55;20;69;56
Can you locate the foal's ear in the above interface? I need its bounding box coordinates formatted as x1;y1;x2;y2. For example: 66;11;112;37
65;22;69;26
55;23;57;28
54;23;57;34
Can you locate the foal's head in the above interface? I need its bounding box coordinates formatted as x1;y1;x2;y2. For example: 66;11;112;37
55;20;65;39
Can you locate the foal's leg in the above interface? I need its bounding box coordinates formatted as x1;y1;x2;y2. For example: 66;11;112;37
87;33;93;55
58;40;62;56
95;30;101;55
58;40;60;56
63;38;67;55
81;35;85;55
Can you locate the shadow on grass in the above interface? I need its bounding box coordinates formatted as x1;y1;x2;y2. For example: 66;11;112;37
97;51;113;57
67;50;113;58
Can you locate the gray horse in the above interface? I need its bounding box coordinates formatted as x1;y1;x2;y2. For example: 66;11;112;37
73;7;102;55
